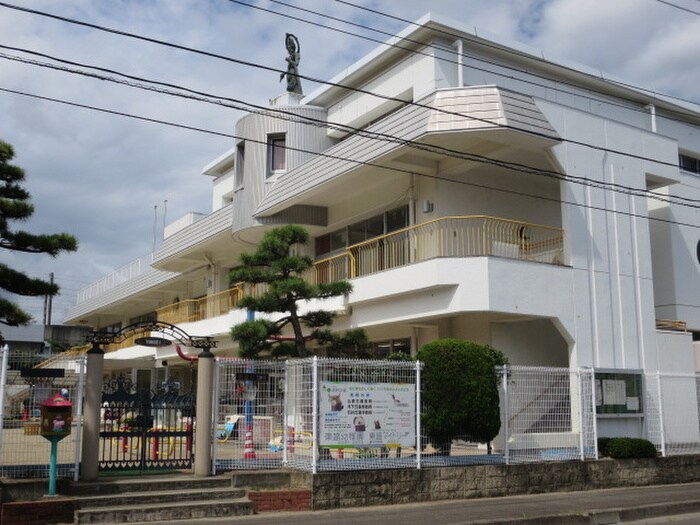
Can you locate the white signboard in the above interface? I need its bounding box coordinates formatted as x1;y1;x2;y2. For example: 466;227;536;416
319;381;415;448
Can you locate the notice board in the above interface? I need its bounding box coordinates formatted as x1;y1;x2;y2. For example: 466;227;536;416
594;369;643;416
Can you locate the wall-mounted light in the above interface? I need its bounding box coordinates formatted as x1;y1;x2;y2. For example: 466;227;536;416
422;200;434;213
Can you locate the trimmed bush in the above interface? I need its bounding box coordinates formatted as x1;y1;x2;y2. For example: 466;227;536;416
597;437;612;457
417;339;505;453
599;437;658;459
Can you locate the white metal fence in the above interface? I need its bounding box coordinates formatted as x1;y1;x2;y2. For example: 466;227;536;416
212;360;604;472
4;351;692;479
0;347;86;479
286;357;421;473
646;372;700;457
501;366;597;463
212;358;286;472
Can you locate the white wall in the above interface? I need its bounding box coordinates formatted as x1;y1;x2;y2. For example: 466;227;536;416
650;172;700;332
536;100;669;372
212;171;234;211
491;319;569;367
656;330;695;374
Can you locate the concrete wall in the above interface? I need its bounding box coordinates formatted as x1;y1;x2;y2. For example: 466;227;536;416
312;455;700;510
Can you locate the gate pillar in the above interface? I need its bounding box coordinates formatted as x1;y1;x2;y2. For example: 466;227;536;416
194;347;214;477
81;342;105;481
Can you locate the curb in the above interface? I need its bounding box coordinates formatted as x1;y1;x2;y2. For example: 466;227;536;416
464;499;700;524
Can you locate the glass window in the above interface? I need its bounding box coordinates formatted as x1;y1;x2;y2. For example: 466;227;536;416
314;205;409;258
315;235;330;257
386;206;408;233
680;154;700;175
366;215;384;238
235;142;245;187
329;229;347;252
268;134;286;175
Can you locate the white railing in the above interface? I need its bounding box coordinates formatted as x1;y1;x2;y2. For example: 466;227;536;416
76;256;152;304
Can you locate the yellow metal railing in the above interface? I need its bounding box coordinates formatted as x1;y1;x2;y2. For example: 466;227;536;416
105;333;140;353
157;216;564;325
656;319;687;332
321;215;563;279
157;287;245;325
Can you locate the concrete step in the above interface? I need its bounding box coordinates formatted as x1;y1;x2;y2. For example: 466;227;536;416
75;497;254;524
75;486;247;509
68;474;231;496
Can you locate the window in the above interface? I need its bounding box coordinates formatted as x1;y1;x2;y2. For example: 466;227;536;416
235;142;245;188
680;153;700;176
315;205;409;258
267;134;286;176
369;338;411;358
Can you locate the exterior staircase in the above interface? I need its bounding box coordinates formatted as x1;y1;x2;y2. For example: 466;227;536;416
67;474;254;523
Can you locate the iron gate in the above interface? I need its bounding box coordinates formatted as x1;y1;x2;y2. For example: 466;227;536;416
99;376;195;473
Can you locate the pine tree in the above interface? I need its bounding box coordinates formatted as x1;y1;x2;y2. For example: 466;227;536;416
229;224;365;358
0;140;78;338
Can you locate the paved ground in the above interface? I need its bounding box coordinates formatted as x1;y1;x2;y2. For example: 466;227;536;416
133;482;700;524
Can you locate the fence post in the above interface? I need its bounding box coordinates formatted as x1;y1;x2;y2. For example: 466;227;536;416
211;358;221;475
577;369;585;461
415;360;421;470
0;345;8;453
81;342;105;481
194;347;215;477
73;357;86;481
283;359;289;467
312;356;319;474
590;368;599;459
502;365;509;465
656;373;667;457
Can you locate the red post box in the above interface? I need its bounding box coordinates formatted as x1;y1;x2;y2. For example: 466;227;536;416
40;393;73;438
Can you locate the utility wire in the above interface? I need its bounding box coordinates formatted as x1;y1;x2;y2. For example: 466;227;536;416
233;0;700;127
2;0;697;160
334;0;700;110
2;45;697;210
655;0;700;15
2;85;699;232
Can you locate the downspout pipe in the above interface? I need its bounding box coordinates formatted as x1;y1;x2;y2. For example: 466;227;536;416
646;104;657;133
453;39;464;87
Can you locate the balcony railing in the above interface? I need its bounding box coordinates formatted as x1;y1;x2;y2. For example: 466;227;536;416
157;216;564;325
306;215;563;283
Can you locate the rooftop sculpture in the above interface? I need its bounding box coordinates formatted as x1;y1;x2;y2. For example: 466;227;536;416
280;33;302;95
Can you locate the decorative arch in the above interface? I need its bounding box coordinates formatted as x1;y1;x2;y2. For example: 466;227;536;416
88;320;217;352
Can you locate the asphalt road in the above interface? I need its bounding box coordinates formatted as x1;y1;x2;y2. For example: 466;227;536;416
133;482;700;525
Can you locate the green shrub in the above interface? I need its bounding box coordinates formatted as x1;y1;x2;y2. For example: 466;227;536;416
599;437;657;459
417;339;504;453
597;437;612;457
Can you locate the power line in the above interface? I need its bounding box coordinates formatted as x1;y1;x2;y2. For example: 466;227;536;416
655;0;700;15
332;0;700;109
3;0;699;215
3;0;698;151
2;45;698;210
229;0;700;131
2;85;699;232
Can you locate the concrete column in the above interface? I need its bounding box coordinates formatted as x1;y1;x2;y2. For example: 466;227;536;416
194;348;214;477
80;342;104;481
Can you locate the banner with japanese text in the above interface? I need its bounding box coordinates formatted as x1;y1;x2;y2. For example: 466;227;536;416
319;381;415;448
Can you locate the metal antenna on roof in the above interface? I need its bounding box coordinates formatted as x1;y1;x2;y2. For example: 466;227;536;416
152;204;158;253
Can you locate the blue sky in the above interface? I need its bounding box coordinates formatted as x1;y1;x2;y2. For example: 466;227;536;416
0;0;698;323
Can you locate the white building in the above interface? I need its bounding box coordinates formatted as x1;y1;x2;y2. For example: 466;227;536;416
65;15;700;434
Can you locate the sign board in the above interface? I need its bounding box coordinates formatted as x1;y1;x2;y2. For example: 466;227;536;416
20;368;64;378
135;337;172;347
236;373;269;382
319;381;415;448
594;369;643;416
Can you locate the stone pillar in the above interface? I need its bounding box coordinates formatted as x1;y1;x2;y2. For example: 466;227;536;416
194;348;214;477
80;342;104;481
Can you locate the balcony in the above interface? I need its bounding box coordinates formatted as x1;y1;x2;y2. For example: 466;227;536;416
156;216;564;325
